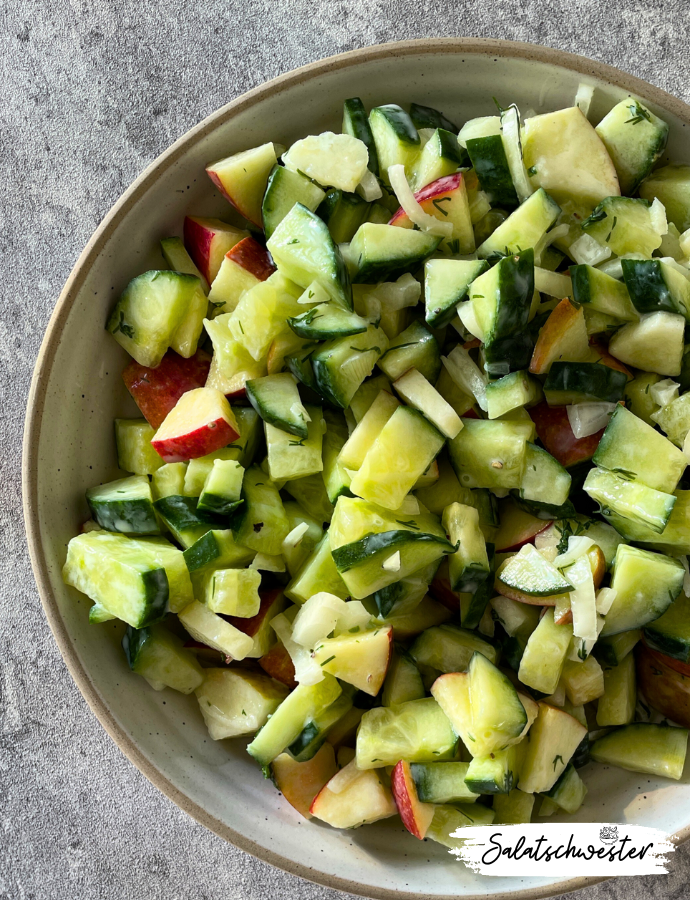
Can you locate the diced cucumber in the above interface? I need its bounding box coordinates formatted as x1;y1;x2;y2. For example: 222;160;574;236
583;467;676;534
464;744;521;794
378;320;441;384
652;391;690;448
543;362;627;405
639;164;690;232
288;302;370;340
266;203;351;311
590;723;688;780
561;654;605;705
465;132;519;209
107;271;201;368
593;405;686;494
122;622;204;693
160;236;209;293
349;406;445;511
246;372;310;439
544;762;587;813
343;98;379;176
338;389;400;472
349;373;393;422
356;697;458;769
608;311;685;378
414;454;469;515
485;371;542;420
596;652;636;726
468;651;528;755
595;98;668;194
369;104;420;183
410;762;479;804
349;223;441;283
449;418;532;490
410;103;459;135
442;503;490;592
151;462;188;501
518;443;572;514
493;789;535;824
518;608;573;694
602;544;683;636
570;264;638;322
644;592;690;661
624;372;662;425
313;625;392;696
266;407;324;482
197;459;244;516
478;188;561;259
206;568;262;617
86;475;159;535
311;324;389;409
178;599;254;659
411;623;497;673
622;258;690;320
285;533;349;604
287;691;355;762
593;629;641;667
426;803;495;850
322;409;352;504
115;419;163;476
228;465;290;556
518;703;587;793
393;369;462;440
411;127;466;192
262;164;326;240
582;197;662;258
281;501;323;576
424;258;488;328
372;558;439;618
381;647;425;706
196;668;289;740
63;531;192;625
610;490;690;554
153;495;223;548
317;189;371;244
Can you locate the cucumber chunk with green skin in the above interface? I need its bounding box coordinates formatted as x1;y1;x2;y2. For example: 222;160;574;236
426;803;495;850
485;370;542;419
205;567;262;617
123;622;204;693
410;762;479;804
601;543;684;636
317;189;371;244
425;258;488;328
283;472;334;527
469;248;535;377
409;103;459;135
596;652;636;727
152;463;188;500
266;203;352;311
493;789;535;824
349;223;441;283
652;392;690;448
381;647;425;707
265;406;325;482
498;543;573;598
411;623;497;673
590;722;688;780
311;324;389;409
643;592;690;662
115;419;164;476
228;465;290;556
593;629;641;667
411;128;467;192
639;164;690;232
468;651;528;756
460;546;496;630
287;691;354;762
622;258;690;319
377;320;441;384
154;495;225;534
595;98;669;195
246;674;342;766
583;467;676;534
343;98;379;176
608;310;685;378
246;372;311;439
160;236;209;293
466;134;519;209
519;443;572;510
477;188;561;260
287;302;370;340
569;264;639;322
582;197;662;258
86;475;159;535
373;559;440;618
544;762;587;813
448;418;532;491
593;405;687;494
543;362;628;405
197;459;244;516
602;497;690;558
442;503;490;593
518;608;573;695
285;343;319;393
261;165;326;240
356;697;458;769
285;533;349;604
464;744;521;794
369;104;420;183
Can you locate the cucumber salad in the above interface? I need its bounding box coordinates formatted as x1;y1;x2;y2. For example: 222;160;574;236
64;88;690;848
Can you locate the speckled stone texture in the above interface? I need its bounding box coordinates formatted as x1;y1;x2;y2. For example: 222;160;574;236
3;1;690;897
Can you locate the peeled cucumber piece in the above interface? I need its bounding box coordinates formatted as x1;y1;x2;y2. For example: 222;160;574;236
590;723;688;780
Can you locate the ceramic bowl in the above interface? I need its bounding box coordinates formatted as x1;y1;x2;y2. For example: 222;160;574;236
23;38;690;900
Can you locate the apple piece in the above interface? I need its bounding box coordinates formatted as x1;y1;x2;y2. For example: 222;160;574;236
310;766;397;828
636;643;690;728
430;571;461;613
389;172;475;254
495;500;552;553
207;236;276;316
312;626;393;696
227;588;286;658
642;640;690;680
259;640;297;689
122;349;211;429
183;216;247;285
391;760;435;839
529;401;604;468
272;744;337;818
529;298;590;375
151;387;240;462
588;339;633;378
206;143;278;227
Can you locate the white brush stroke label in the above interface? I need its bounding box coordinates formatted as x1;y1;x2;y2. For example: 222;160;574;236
452;823;674;875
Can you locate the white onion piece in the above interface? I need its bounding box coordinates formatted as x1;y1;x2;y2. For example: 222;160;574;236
567;402;617;438
565;553;598;642
371;273;421;310
533;223;569;265
680;228;690;259
569;233;612;266
650;198;669;236
270;612;323;685
282;521;309;552
574;83;595;118
650;378;680;408
388;164;453;238
500;104;533;203
595;253;646;279
553;536;595;570
442;344;488;411
456;300;485;342
382;551;401;572
356;168;382;201
249;553;285;572
596;587;617;616
335;600;371;635
535;267;572;298
292;592;346;648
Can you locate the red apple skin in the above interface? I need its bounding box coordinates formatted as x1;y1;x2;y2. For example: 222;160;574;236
642;640;690;679
636;643;690;729
151;416;237;463
206;168;235;209
389;173;464;227
227;589;283;637
122;349;211;429
495;500;552;553
184;215;216;283
259;641;297;689
228;236;276;281
391;760;432;840
589;339;633;378
529;401;604;469
430;574;461;613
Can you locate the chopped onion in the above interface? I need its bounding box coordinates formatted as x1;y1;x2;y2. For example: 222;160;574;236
565;553;598;642
535;267;572;298
249;552;285;572
596;587;617;616
569;233;612;266
382;551;401;573
650;198;669;236
533;224;569;265
553;536;595;570
282;521;309;551
371;273;421;310
574;83;595;118
500;104;533;203
650;378;680;408
292;592;345;648
271;612;323;685
442;344;488;411
566;402;617;438
335;600;372;635
388;165;453;238
356;168;382;202
297;281;329;305
456;300;485;341
680;228;690;259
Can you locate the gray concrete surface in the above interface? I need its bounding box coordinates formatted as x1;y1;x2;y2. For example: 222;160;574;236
3;0;690;897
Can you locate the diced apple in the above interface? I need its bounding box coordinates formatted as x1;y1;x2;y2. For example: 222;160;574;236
529;401;603;468
391;760;435;839
206;143;278;227
310;766;397;828
430;562;461;613
312;626;392;696
204;314;267;398
208;236;276;316
529;298;589;375
183;215;247;285
227;589;286;658
637;643;690;728
151;387;240;462
272;744;337;818
588;339;632;378
495;500;552;553
642;640;690;680
122;349;211;429
259;640;297;689
389;172;475;254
